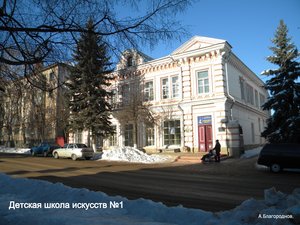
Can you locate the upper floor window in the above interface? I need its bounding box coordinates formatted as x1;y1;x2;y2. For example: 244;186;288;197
144;81;154;101
197;71;209;94
127;56;135;67
259;93;266;109
171;76;179;98
246;84;254;105
254;90;259;108
161;75;179;100
49;72;55;80
121;84;130;104
110;89;117;105
240;78;245;100
162;78;169;99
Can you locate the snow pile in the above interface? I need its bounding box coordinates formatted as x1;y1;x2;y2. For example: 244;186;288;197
0;173;299;225
98;147;171;163
0;146;30;154
240;146;263;159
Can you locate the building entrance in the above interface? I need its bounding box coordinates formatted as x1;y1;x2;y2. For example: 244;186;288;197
198;116;213;152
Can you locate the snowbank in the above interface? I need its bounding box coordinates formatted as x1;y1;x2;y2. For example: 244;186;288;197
0;173;299;225
97;147;172;163
0;146;171;164
0;146;30;154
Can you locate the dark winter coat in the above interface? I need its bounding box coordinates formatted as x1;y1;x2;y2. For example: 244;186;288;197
213;142;221;154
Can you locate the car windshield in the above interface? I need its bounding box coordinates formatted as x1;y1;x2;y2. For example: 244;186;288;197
76;144;88;148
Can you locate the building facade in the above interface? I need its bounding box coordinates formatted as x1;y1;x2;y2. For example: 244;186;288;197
100;36;269;156
0;63;70;147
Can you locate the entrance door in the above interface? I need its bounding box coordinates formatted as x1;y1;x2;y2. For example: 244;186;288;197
198;125;213;152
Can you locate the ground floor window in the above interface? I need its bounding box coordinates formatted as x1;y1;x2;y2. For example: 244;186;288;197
109;125;117;146
145;125;154;146
75;130;82;143
124;124;133;147
163;120;181;145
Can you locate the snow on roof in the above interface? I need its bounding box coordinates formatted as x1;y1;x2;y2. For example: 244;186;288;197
1;173;299;225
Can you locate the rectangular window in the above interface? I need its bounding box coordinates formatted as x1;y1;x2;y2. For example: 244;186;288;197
163;120;181;145
124;124;133;147
171;76;179;98
254;90;259;107
75;130;82;143
197;71;209;94
251;123;255;143
246;84;254;105
144;81;154;101
145;125;154;146
109;125;117;146
121;84;129;104
162;78;169;99
240;78;245;100
259;93;265;109
110;89;117;105
49;72;55;80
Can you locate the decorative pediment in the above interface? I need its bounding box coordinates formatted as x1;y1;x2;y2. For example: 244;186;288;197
171;36;227;55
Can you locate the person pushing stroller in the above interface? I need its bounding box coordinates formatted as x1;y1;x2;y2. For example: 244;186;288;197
212;140;221;162
201;140;221;162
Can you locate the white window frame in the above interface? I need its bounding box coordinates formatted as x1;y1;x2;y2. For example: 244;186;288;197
196;70;209;94
161;77;169;99
144;81;154;101
124;124;134;147
163;119;181;145
145;125;155;146
171;76;179;98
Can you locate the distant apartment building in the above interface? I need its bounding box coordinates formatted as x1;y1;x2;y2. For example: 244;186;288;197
97;36;269;156
0;63;70;147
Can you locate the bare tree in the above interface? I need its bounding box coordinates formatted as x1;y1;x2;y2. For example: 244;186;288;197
113;73;156;148
0;0;191;90
1;80;24;146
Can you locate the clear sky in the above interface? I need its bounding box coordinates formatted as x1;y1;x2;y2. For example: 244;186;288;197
142;0;300;81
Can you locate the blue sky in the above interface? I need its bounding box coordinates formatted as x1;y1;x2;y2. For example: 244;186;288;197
142;0;300;81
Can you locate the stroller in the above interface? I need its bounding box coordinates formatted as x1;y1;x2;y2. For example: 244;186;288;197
201;149;216;162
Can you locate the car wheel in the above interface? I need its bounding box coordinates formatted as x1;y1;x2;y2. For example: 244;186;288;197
85;157;91;160
53;152;59;159
71;154;77;161
270;163;281;173
43;151;48;157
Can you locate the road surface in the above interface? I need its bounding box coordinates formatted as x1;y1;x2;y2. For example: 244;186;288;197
0;153;299;212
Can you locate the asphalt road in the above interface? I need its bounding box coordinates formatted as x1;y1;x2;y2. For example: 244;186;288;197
0;153;299;212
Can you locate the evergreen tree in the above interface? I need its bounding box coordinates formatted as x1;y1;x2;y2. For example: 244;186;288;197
261;20;300;143
67;19;114;146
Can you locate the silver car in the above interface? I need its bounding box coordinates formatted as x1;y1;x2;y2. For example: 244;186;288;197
52;143;94;160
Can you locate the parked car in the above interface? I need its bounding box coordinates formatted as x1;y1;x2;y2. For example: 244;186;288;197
52;143;94;161
257;143;300;172
30;142;60;157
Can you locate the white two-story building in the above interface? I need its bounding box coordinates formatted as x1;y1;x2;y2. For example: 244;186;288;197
74;36;270;156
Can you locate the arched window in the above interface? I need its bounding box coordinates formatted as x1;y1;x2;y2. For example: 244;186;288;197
127;56;133;67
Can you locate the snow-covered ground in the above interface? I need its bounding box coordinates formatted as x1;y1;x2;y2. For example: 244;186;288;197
0;173;299;225
96;147;172;163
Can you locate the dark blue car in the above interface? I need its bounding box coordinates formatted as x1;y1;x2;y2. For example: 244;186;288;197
30;143;60;157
